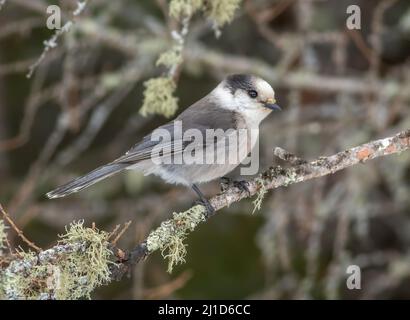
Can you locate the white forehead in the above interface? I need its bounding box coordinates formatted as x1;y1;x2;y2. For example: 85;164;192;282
254;78;275;97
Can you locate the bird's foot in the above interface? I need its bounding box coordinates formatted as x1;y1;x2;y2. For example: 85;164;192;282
220;177;251;196
194;198;215;216
220;176;232;192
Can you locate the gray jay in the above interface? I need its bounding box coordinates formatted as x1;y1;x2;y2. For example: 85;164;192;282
46;74;281;212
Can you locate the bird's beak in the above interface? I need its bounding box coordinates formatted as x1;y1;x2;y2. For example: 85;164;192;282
263;98;281;111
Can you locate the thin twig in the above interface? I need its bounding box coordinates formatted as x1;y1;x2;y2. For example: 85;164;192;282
112;221;132;245
143;270;193;299
0;203;42;252
108;224;121;241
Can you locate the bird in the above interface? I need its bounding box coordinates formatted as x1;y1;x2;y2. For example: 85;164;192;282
46;74;281;213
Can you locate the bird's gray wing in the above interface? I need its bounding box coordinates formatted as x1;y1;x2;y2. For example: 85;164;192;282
113;122;182;164
113;97;242;165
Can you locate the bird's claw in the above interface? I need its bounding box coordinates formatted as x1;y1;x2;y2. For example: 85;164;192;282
194;198;215;216
233;180;251;197
220;176;232;192
220;177;251;196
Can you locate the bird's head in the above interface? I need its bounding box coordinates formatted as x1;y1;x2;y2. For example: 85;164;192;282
213;74;281;126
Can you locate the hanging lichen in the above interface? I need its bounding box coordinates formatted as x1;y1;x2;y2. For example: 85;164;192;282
140;77;179;118
252;177;268;214
1;220;113;300
169;0;204;20
141;0;243;117
204;0;242;28
146;205;206;273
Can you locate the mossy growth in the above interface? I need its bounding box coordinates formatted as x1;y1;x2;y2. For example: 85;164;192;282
143;1;243;117
140;77;179;118
169;0;204;21
2;251;54;300
146;205;206;273
1;220;113;300
55;220;113;300
156;46;183;69
169;0;242;28
204;0;242;28
283;168;298;186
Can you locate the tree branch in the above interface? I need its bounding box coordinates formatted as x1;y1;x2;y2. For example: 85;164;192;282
111;129;410;278
2;130;409;296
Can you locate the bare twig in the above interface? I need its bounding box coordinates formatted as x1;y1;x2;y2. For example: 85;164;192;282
112;221;132;245
143;270;193;299
0;203;42;252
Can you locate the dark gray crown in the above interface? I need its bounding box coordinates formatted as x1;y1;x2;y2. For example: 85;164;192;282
225;74;255;94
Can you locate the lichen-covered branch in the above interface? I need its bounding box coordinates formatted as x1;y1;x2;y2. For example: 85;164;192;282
1;221;112;300
111;129;410;277
2;129;409;298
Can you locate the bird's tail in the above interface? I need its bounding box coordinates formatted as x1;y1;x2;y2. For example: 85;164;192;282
46;163;126;199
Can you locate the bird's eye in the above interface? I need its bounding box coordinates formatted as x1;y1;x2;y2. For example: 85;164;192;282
248;90;258;98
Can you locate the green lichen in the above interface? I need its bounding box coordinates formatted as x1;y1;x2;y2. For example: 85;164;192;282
55;220;112;300
169;0;242;28
156;46;183;69
252;177;268;214
145;0;243;117
146;205;206;273
2;251;55;300
283;168;298;186
1;220;113;300
101;72;122;90
169;0;204;20
205;0;242;28
140;77;179;118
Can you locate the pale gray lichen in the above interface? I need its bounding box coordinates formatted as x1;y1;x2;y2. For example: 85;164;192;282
2;250;55;300
170;0;242;28
140;77;179;118
146;205;206;273
169;0;204;20
156;46;184;69
144;0;243;117
204;0;242;28
252;177;268;214
55;220;113;300
283;168;298;186
1;220;113;300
